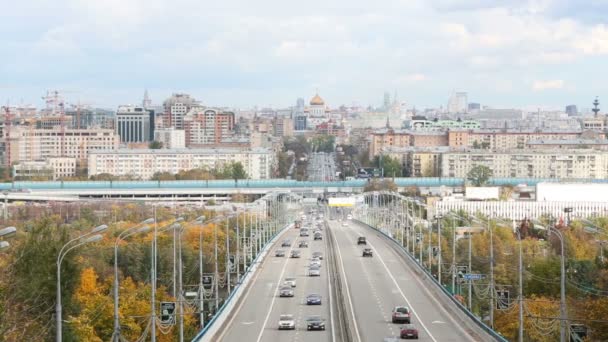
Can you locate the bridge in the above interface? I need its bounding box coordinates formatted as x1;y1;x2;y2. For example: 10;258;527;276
193;195;508;342
1;177;602;202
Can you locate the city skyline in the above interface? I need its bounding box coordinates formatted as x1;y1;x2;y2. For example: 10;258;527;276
1;1;607;109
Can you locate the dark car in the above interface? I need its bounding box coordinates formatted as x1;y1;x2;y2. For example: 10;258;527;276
306;316;326;331
290;250;301;258
275;250;286;257
312;252;323;260
391;306;411;324
281;240;291;247
362;248;373;257
299;241;309;248
279;286;294;297
306;293;322;305
314;233;323;240
357;236;366;245
400;324;419;339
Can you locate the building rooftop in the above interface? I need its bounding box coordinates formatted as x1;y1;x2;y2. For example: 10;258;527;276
90;147;272;155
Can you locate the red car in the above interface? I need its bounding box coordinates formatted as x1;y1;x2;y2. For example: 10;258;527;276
400;324;419;339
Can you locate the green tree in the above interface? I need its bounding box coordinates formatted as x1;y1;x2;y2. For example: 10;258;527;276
149;141;163;149
467;165;493;186
376;155;402;177
151;172;176;181
230;162;248;180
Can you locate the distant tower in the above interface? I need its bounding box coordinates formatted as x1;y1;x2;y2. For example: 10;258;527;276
385;115;391;129
143;89;152;109
383;92;391;111
592;97;600;118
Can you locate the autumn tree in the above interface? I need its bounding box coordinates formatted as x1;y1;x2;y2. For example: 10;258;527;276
467;165;493;186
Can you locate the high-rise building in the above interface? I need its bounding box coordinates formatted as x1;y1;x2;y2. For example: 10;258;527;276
294;115;307;131
183;107;235;147
383;92;391;111
448;91;468;114
143;89;152;109
565;105;578;116
468;103;481;112
154;127;186;149
115;105;155;143
163;93;198;129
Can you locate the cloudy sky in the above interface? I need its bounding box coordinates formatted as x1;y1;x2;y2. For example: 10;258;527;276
1;0;607;110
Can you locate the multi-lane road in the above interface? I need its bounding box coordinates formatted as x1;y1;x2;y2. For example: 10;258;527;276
217;211;494;342
218;216;335;342
307;152;337;182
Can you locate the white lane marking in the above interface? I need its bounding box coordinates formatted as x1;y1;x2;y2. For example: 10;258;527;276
242;321;254;325
360;237;438;342
256;240;297;342
432;320;446;324
215;226;292;341
331;224;363;342
325;224;336;342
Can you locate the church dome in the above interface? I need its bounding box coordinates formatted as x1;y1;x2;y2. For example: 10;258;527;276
310;93;325;106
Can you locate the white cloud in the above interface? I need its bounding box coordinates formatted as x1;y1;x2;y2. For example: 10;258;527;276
532;79;564;91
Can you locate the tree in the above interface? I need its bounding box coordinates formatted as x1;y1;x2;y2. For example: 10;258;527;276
363;179;398;192
467;165;493;186
376;155;402;177
230;162;248;180
151;172;176;181
149;141;163;149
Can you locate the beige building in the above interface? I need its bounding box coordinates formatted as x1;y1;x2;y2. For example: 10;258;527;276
88;148;275;180
154;127;186;149
441;149;608;179
447;130;603;150
369;129;411;159
6;127;119;166
13;157;77;180
383;147;447;177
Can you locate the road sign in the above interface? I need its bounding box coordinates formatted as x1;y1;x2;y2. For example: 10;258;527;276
202;275;213;289
463;273;483;281
160;302;176;325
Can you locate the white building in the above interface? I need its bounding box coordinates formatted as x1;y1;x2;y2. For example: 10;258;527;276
154;127;185;149
447;91;468;114
13;157;77;180
6;127;119;165
305;93;331;128
441;149;608;179
88;148;275;180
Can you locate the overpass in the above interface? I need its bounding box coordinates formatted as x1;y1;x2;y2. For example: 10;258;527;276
0;177;600;202
195;201;506;342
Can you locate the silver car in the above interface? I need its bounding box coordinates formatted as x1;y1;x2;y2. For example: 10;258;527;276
278;314;295;330
308;266;321;277
279;286;294;297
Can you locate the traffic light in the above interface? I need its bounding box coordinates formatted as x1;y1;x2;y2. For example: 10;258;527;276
496;290;510;309
202;275;213;290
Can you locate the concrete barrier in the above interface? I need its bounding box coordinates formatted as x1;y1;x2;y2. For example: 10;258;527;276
192;223;293;342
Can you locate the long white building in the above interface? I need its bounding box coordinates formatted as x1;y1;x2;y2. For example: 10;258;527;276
88;148;275;180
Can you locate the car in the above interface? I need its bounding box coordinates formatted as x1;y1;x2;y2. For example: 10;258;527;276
310;257;321;267
290;250;301;258
306;293;322;305
306;316;326;330
284;277;297;287
391;306;411;324
314;233;323;240
275;250;286;257
279;286;294;297
300;229;309;237
357;236;367;245
282;240;291;247
362;248;373;257
278;314;296;330
312;252;323;260
342;222;348;226
308;266;321;277
298;241;309;248
400;324;419;339
347;214;353;220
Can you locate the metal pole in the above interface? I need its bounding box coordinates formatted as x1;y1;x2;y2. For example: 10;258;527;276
518;229;524;342
178;226;184;342
56;259;63;342
199;224;204;329
173;225;177;297
236;213;240;283
113;241;120;342
556;228;567;342
489;218;494;329
226;216;231;295
214;220;219;311
151;207;157;342
468;226;472;310
438;216;442;285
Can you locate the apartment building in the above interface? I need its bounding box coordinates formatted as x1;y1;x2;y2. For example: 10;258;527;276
13;157;77;180
369;129;411;159
6;127;119;165
184;108;235;147
441;149;608;179
88;148;275;180
163;93;198;129
448;130;603;150
154;127;185;149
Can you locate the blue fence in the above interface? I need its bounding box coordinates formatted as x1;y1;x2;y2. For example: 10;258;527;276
1;177;603;191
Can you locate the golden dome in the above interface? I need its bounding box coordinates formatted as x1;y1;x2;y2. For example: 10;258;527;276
310;93;325;106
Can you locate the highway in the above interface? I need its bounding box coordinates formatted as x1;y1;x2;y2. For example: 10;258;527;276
331;218;488;341
218;215;336;342
307;152;337;182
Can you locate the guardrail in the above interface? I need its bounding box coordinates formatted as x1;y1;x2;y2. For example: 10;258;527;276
355;219;509;342
191;223;293;341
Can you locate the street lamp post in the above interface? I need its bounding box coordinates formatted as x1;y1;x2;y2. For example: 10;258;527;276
436;214;443;285
56;224;108;342
112;220;153;342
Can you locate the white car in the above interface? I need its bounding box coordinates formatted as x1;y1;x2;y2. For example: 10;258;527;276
278;314;296;330
310;258;321;267
284;277;297;287
342;222;348;227
308;266;321;277
347;214;353;220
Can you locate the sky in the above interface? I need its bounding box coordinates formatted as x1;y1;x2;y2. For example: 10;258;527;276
1;0;607;110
